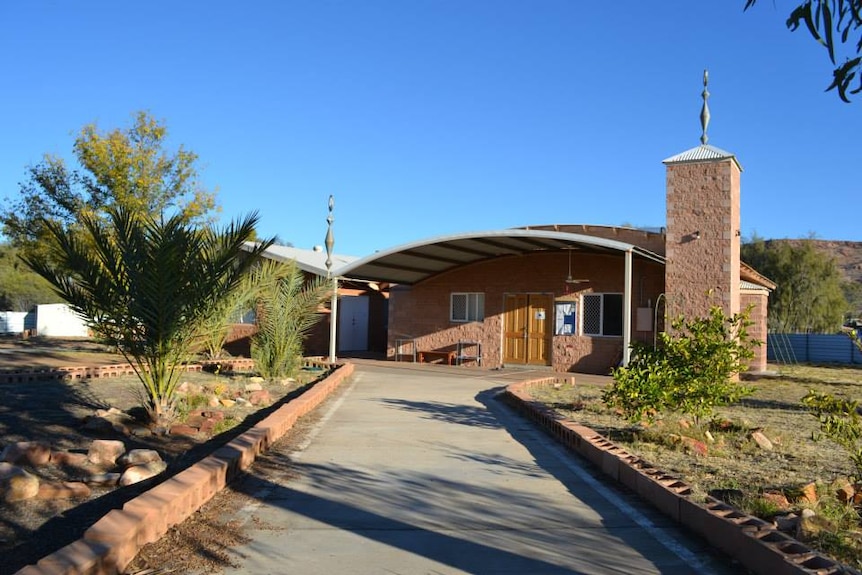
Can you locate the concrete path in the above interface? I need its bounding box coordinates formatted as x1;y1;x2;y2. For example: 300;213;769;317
220;363;737;575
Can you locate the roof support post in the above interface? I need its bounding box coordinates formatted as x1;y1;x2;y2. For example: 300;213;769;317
623;249;633;366
328;276;338;363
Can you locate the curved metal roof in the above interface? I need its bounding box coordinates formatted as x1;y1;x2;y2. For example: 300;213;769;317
336;229;665;285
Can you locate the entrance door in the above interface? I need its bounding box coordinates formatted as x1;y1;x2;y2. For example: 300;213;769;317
503;294;552;365
338;295;369;352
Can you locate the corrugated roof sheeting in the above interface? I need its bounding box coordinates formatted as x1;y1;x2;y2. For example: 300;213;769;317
337;229;665;285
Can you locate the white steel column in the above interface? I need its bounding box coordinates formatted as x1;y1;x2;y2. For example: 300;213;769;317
623;249;633;366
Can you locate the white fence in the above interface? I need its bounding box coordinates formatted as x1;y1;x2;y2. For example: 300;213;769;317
767;333;862;365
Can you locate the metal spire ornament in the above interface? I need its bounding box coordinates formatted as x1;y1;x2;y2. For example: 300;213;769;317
325;195;338;363
324;195;334;278
700;69;711;145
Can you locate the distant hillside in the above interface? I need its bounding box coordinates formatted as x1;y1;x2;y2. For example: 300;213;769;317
760;240;862;284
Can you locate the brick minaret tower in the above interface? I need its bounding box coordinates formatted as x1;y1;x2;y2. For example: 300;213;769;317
663;71;742;322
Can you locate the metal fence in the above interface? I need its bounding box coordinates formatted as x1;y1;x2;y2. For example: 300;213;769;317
767;332;862;365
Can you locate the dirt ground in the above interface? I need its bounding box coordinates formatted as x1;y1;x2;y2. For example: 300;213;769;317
0;337;323;574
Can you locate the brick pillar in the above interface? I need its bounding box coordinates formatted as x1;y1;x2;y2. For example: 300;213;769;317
663;152;741;322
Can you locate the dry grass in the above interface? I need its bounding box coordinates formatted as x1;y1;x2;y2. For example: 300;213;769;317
528;363;862;567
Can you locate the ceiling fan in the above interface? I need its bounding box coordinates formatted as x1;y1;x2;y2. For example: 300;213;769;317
564;247;589;285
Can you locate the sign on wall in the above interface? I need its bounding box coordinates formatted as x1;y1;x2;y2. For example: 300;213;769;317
555;302;576;335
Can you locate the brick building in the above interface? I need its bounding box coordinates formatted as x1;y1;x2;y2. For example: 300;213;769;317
337;127;774;374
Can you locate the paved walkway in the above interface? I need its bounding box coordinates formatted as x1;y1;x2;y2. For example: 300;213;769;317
219;363;737;574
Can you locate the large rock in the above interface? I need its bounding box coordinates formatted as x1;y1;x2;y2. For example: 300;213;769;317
37;481;91;500
248;390;272;406
87;439;126;467
1;441;52;466
118;449;162;468
1;468;40;502
50;451;90;467
119;460;167;486
87;472;121;486
751;430;774;451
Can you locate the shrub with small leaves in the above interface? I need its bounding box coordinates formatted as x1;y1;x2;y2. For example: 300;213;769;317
603;306;757;425
802;390;862;481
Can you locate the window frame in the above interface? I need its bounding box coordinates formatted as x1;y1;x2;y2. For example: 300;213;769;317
581;292;624;337
450;292;485;323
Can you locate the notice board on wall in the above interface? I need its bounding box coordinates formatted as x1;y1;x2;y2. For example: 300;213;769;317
555;302;576;335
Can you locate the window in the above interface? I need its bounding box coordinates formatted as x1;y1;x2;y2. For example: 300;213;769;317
451;293;485;322
582;293;623;336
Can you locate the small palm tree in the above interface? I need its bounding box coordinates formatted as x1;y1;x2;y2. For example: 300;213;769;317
250;259;331;379
23;207;271;423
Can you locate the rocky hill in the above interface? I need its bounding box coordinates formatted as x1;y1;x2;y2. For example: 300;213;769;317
761;239;862;284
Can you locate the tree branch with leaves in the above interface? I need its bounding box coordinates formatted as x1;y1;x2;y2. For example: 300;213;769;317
745;0;862;102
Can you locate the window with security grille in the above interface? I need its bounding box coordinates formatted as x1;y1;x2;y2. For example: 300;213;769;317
451;293;485;322
582;293;623;336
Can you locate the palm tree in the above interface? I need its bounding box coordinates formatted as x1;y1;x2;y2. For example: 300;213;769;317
250;259;331;379
23;207;271;423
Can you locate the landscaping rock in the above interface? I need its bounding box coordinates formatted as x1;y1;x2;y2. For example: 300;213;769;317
50;451;89;467
208;395;221;407
87;439;126;466
2;468;39;502
94;407;123;418
0;462;19;479
248;390;272;406
37;481;91;500
244;382;263;392
751;430;773;451
169;424;198;437
81;416;116;434
281;377;296;386
761;490;790;510
1;441;52;466
679;436;708;456
176;381;202;395
87;472;121;486
797;482;819;504
220;398;236;408
247;376;265;384
774;513;799;532
838;483;856;503
118;449;162;468
119;460;167;486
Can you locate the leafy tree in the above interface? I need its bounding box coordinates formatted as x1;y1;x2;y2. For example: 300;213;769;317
842;280;862;320
742;238;847;332
744;0;862;102
23;207;270;423
604;307;757;425
250;259;331;379
2;111;217;265
0;243;59;311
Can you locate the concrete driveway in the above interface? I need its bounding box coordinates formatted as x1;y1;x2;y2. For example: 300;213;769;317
219;362;738;574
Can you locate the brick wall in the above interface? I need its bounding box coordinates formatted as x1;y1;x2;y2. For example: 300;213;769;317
741;290;769;372
665;158;741;321
388;251;664;374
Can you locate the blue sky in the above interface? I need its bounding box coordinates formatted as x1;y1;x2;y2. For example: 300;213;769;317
1;1;859;257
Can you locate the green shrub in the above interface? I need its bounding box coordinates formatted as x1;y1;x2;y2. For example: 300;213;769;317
802;390;862;480
603;306;757;425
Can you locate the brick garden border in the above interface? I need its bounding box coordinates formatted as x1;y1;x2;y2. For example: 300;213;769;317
502;376;862;575
14;361;355;575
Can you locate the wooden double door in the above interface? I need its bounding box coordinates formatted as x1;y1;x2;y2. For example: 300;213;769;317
503;294;552;366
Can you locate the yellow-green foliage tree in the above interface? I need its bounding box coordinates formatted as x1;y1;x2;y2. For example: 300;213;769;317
2;111;217;266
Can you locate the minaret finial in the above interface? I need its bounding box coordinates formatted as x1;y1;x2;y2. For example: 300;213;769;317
324;195;334;277
700;69;710;145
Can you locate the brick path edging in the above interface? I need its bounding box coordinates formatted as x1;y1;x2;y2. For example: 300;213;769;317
14;362;355;575
502;376;861;575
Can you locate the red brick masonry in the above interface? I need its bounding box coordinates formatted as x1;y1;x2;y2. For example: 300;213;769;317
502;377;861;575
14;362;355;575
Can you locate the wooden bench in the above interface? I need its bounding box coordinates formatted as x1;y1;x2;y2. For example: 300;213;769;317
418;350;457;365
